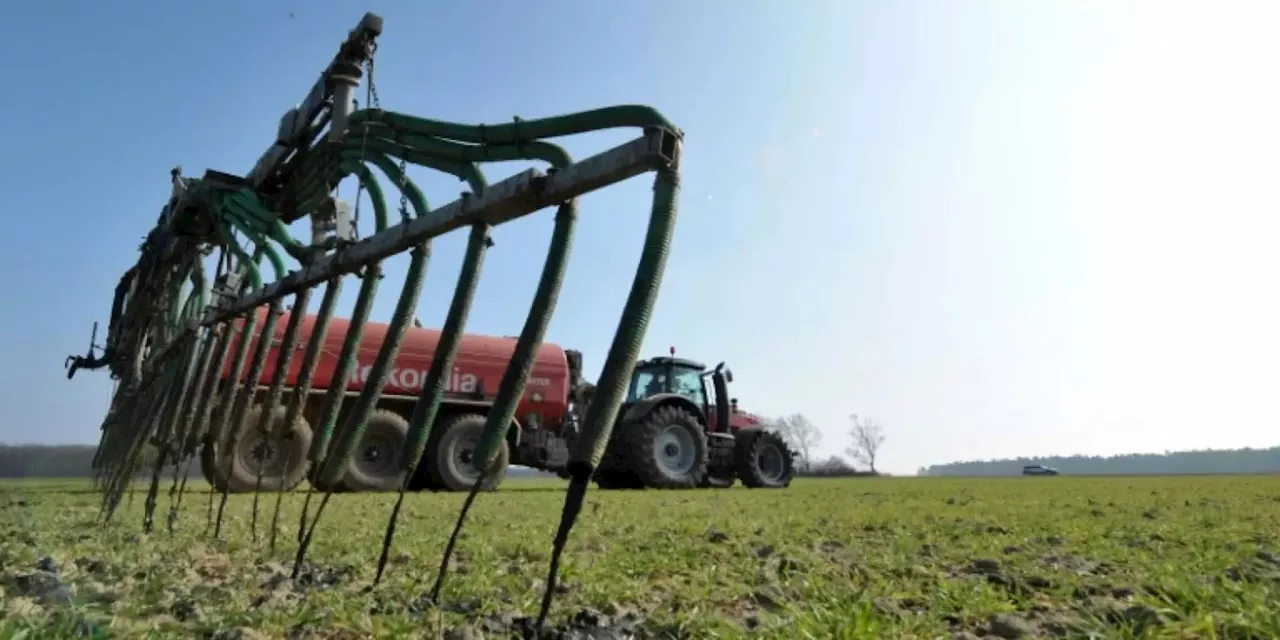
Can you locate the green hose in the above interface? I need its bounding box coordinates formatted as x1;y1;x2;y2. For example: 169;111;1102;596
143;331;200;532
174;322;225;458
372;222;491;585
268;275;342;554
251;288;314;448
348;106;677;143
427;198;578;602
223;190;307;257
246;285;314;539
302;159;395;469
400;223;491;474
305;266;380;468
569;168;681;470
205;310;260;469
295;148;452;577
535;168;681;627
102;348;186;523
472;198;576;471
213;296;284;537
185;321;236;458
314;243;428;487
314;156;433;486
220;217;287;282
202;250;268;487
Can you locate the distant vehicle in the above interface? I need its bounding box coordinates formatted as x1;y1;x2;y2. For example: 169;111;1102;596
1022;464;1060;476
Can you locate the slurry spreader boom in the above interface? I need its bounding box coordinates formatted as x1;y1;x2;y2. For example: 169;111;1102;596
63;13;686;626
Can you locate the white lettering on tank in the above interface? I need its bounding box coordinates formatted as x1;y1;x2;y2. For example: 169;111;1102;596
355;363;481;394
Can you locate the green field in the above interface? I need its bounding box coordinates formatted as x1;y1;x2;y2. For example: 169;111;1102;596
1;475;1278;639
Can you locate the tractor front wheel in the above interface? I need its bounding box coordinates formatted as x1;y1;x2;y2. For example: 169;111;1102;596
626;405;708;489
734;429;794;489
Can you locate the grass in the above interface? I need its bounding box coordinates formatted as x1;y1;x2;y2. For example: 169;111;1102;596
1;475;1279;639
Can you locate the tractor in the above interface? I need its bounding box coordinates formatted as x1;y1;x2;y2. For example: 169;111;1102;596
591;348;795;490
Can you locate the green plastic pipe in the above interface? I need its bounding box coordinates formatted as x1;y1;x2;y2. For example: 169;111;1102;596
269;275;342;554
536;168;682;627
428;199;578;602
372;222;492;585
220;216;287;282
175;321;227;459
348;105;677;144
314;156;432;486
401;223;491;475
214;296;285;537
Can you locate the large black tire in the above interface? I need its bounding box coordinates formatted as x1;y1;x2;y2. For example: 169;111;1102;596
225;405;313;493
340;409;409;492
625;405;708;489
734;429;794;489
429;413;510;492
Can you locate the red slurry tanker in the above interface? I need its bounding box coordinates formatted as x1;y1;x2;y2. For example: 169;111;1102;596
203;308;796;493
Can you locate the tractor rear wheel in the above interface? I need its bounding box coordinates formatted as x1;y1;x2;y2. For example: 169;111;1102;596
429;413;509;492
225;405;313;493
339;409;409;492
625;405;708;489
734;428;794;489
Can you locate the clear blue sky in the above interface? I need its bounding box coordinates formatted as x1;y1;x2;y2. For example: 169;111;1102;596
3;0;1278;475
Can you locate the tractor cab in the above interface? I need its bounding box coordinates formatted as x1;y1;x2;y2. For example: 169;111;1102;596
626;347;734;434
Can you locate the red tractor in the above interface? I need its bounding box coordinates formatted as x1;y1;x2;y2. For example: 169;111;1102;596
591;349;795;490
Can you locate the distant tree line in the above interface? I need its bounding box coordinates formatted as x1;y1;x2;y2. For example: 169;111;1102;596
0;444;203;479
918;447;1280;476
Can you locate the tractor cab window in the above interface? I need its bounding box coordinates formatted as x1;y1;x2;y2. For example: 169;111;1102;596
670;366;707;406
628;369;666;402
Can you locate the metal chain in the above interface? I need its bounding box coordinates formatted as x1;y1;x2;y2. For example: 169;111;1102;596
347;45;379;243
364;46;409;223
397;157;410;223
366;42;381;111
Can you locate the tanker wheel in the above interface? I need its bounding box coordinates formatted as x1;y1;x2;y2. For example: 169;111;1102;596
340;409;409;492
625;405;708;489
226;405;313;493
734;429;794;489
429;413;509;492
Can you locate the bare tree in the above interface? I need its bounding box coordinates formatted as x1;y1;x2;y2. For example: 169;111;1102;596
769;413;822;472
845;413;886;474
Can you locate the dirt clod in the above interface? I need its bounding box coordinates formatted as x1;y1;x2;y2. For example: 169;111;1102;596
988;614;1034;638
